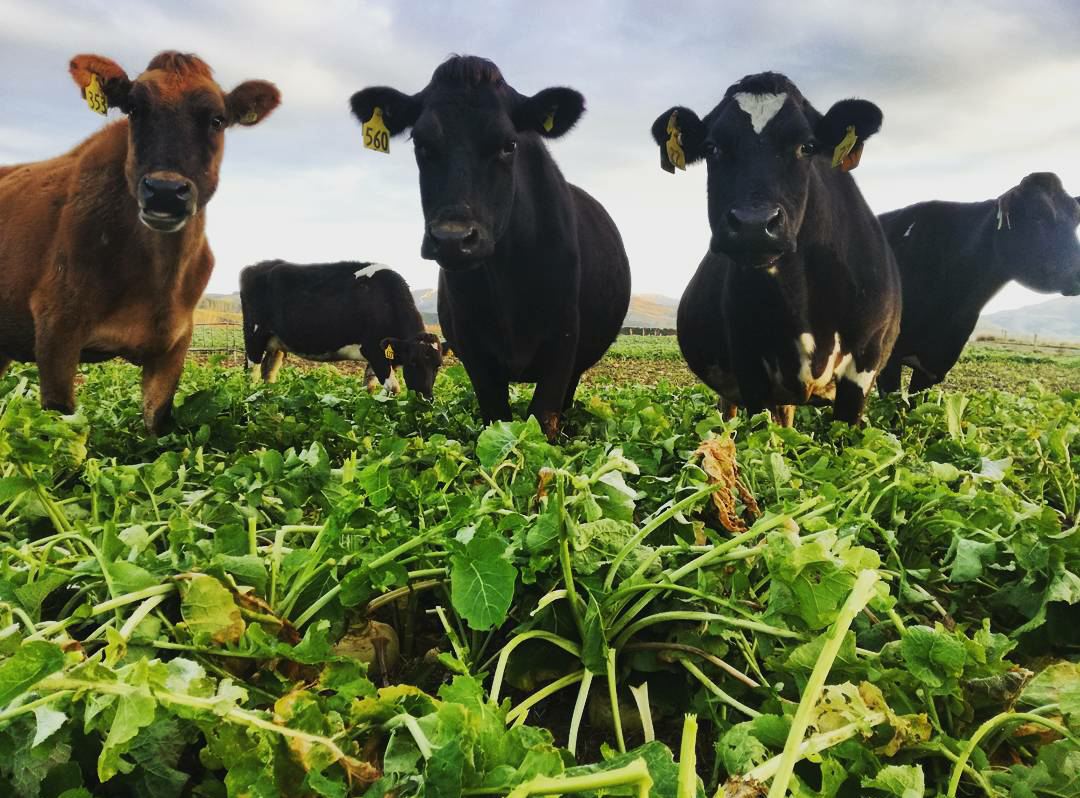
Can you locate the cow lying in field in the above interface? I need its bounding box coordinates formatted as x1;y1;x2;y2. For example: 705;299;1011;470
654;72;901;426
877;172;1080;393
0;51;279;431
349;55;631;439
239;260;444;398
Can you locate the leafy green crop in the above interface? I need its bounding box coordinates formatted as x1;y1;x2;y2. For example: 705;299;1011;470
0;347;1077;797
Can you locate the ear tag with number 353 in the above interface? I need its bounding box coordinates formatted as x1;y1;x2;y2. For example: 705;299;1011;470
831;125;858;169
384;344;395;361
85;74;108;116
542;110;555;133
364;107;390;154
663;111;686;173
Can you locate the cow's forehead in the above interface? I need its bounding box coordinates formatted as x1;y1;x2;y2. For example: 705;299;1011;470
732;92;789;134
135;71;223;104
417;91;515;135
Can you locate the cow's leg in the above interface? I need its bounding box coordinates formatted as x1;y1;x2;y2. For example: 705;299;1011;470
528;340;579;441
876;358;902;395
141;335;191;433
35;324;81;415
834;360;878;425
0;358;11;379
561;372;582;412
771;404;795;427
363;364;380;393
719;398;739;421
261;341;285;383
460;353;512;423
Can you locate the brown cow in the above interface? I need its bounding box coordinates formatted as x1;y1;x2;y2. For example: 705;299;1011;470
0;52;279;431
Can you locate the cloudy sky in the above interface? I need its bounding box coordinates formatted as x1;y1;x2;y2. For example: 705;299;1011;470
3;0;1079;313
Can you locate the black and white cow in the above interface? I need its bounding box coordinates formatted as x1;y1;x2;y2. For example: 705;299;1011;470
652;72;901;425
239;260;443;397
877;172;1080;393
349;55;631;439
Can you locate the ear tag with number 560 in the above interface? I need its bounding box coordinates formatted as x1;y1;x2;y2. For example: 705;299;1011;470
85;74;108;116
384;343;395;361
364;107;390;154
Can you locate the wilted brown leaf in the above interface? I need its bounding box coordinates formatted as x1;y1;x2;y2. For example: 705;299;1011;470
694;436;761;533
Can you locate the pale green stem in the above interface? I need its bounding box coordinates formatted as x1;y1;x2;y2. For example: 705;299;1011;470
679;658;760;719
567;671;594;756
505;670;585;725
766;570;879;798
607;648;626;753
678;714;698;798
490;631;581;705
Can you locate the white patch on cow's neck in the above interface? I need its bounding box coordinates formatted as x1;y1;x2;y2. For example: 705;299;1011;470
903;222;915;238
839;359;877;394
733;92;788;135
355;263;390;279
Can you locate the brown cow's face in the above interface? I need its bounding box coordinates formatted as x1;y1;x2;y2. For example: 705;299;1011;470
70;52;280;233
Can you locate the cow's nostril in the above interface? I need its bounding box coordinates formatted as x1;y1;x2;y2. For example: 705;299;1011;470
463;229;480;247
765;208;782;236
176;184;192;202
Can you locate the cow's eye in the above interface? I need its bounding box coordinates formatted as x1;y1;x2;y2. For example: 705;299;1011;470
210;116;226;131
500;139;518;157
795;142;816;159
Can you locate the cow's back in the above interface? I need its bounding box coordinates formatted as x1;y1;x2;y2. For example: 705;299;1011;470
569;184;631;371
242;260;424;357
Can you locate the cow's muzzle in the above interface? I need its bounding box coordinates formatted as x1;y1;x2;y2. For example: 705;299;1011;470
422;218;493;268
137;172;196;232
712;204;793;267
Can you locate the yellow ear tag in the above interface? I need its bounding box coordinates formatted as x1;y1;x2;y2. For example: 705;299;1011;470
363;107;390;154
831;125;858;168
384;343;394;360
664;111;686;173
240;110;258;125
85;74;108;116
542;110;555;133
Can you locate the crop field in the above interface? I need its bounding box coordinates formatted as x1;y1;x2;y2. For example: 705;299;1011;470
0;348;1078;797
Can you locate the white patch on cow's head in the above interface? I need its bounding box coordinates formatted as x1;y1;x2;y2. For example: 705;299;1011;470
733;92;788;135
903;222;915;238
252;323;259;332
354;263;391;279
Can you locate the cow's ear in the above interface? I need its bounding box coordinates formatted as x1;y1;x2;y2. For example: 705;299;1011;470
650;106;706;172
515;87;584;138
69;54;131;109
226;81;281;127
350;87;420;136
815;99;882;172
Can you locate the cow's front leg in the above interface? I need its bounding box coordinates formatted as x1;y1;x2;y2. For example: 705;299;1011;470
361;347;400;396
834;357;878;425
456;348;511;423
527;335;578;441
35;322;81;415
261;339;285;383
141;335;191;433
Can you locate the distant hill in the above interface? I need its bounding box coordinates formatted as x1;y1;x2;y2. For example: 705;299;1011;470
195;293;242;325
976;296;1080;343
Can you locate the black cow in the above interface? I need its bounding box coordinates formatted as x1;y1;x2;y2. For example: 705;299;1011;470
349;56;631;439
239;260;443;397
653;72;901;426
877;172;1080;393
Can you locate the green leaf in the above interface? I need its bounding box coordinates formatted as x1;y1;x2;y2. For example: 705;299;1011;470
0;641;65;707
31;706;66;748
450;531;516;631
0;476;35;503
180;574;246;645
716;724;768;777
861;764;925;798
581;593;609;676
476;422;520;468
97;688;157;782
900;625;967;694
949;538;997;583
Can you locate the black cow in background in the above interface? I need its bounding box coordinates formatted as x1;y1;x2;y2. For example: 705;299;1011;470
240;260;444;398
349;55;631;439
653;72;900;425
877;172;1080;393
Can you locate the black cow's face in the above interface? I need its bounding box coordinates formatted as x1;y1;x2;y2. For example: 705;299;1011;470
350;57;584;270
996;173;1080;295
70;52;279;233
650;74;882;268
383;333;444;399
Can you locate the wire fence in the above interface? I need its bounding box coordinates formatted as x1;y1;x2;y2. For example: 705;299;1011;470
191;323;243;354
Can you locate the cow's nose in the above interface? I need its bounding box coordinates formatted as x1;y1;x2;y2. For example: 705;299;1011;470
727;206;784;240
138;175;195;217
425;220;483;260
